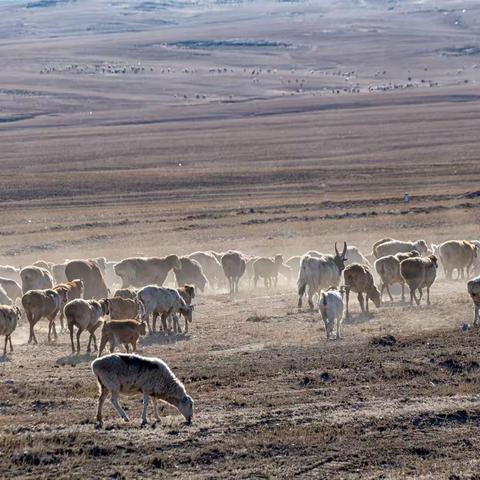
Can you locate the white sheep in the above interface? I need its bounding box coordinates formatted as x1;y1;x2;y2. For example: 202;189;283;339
318;288;344;340
0;305;21;356
91;353;194;427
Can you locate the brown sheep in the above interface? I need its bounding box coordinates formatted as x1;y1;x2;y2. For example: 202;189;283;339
65;260;109;300
253;255;284;288
439;240;478;280
64;298;109;354
221;251;246;294
108;297;140;320
113;288;138;300
0;305;21;356
53;279;84;330
114;255;181;289
173;285;195;333
374;251;420;302
20;266;53;294
174;257;208;292
97;319;147;356
22;289;67;344
400;255;438;306
343;263;381;318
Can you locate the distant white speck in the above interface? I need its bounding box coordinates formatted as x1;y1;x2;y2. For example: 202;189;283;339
178;163;182;167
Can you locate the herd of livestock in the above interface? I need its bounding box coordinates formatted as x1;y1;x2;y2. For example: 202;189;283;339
0;237;479;426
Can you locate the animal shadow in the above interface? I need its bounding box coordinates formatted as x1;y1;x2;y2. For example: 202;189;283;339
343;312;374;325
56;352;96;366
140;332;192;347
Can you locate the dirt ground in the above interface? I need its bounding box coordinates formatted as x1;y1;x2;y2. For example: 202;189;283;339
1;0;480;478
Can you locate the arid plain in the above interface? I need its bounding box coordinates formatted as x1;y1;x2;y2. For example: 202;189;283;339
1;1;480;478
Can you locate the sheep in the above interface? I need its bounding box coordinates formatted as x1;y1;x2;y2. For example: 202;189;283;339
0;265;21;283
137;285;192;334
53;279;84;330
0;285;12;305
467;276;480;326
108;297;140;320
400;255;438;306
253;255;284;289
245;256;260;287
97;320;147;356
221;251;246;294
345;246;370;267
20;266;53;294
173;257;208;292
375;251;420;302
439;240;478;280
113;288;138;300
0;277;22;301
52;263;67;284
22;288;67;344
343;264;381;317
172;285;195;333
64;298;109;354
114;255;181;289
0;305;21;356
298;242;348;309
91;353;194;427
374;239;428;259
65;260;108;299
188;251;224;289
32;260;53;271
318;288;344;340
285;256;301;282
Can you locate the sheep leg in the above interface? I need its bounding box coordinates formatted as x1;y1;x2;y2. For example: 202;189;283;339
124;344;130;353
59;310;65;332
141;393;149;427
152;399;160;422
161;313;169;334
110;391;129;422
95;383;108;428
27;313;36;344
358;293;365;313
417;288;423;305
426;286;431;306
69;326;76;353
345;289;350;318
307;286;315;310
336;317;342;340
98;336;107;357
400;282;405;302
3;336;7;356
131;340;137;352
8;335;13;353
274;274;278;288
76;328;82;354
254;275;258;289
90;333;98;352
365;295;370;313
474;304;480;327
184;315;188;334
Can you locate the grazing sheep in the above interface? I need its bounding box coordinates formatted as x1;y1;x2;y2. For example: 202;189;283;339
343;264;381;317
298;242;348;309
253;255;284;288
65;260;108;300
375;251;420;302
0;277;22;301
114;255;181;289
97;320;147;356
318;288;344;340
400;255;438;306
20;266;53;294
137;285;192;334
108;297;140;320
64;298;109;354
173;285;195;333
22;289;67;344
0;305;21;356
467;276;480;326
374;239;428;259
91;353;194;427
221;251;246;294
188;251;224;289
439;240;478;280
113;288;137;300
245;256;260;287
53;279;84;330
0;285;12;305
174;257;208;292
